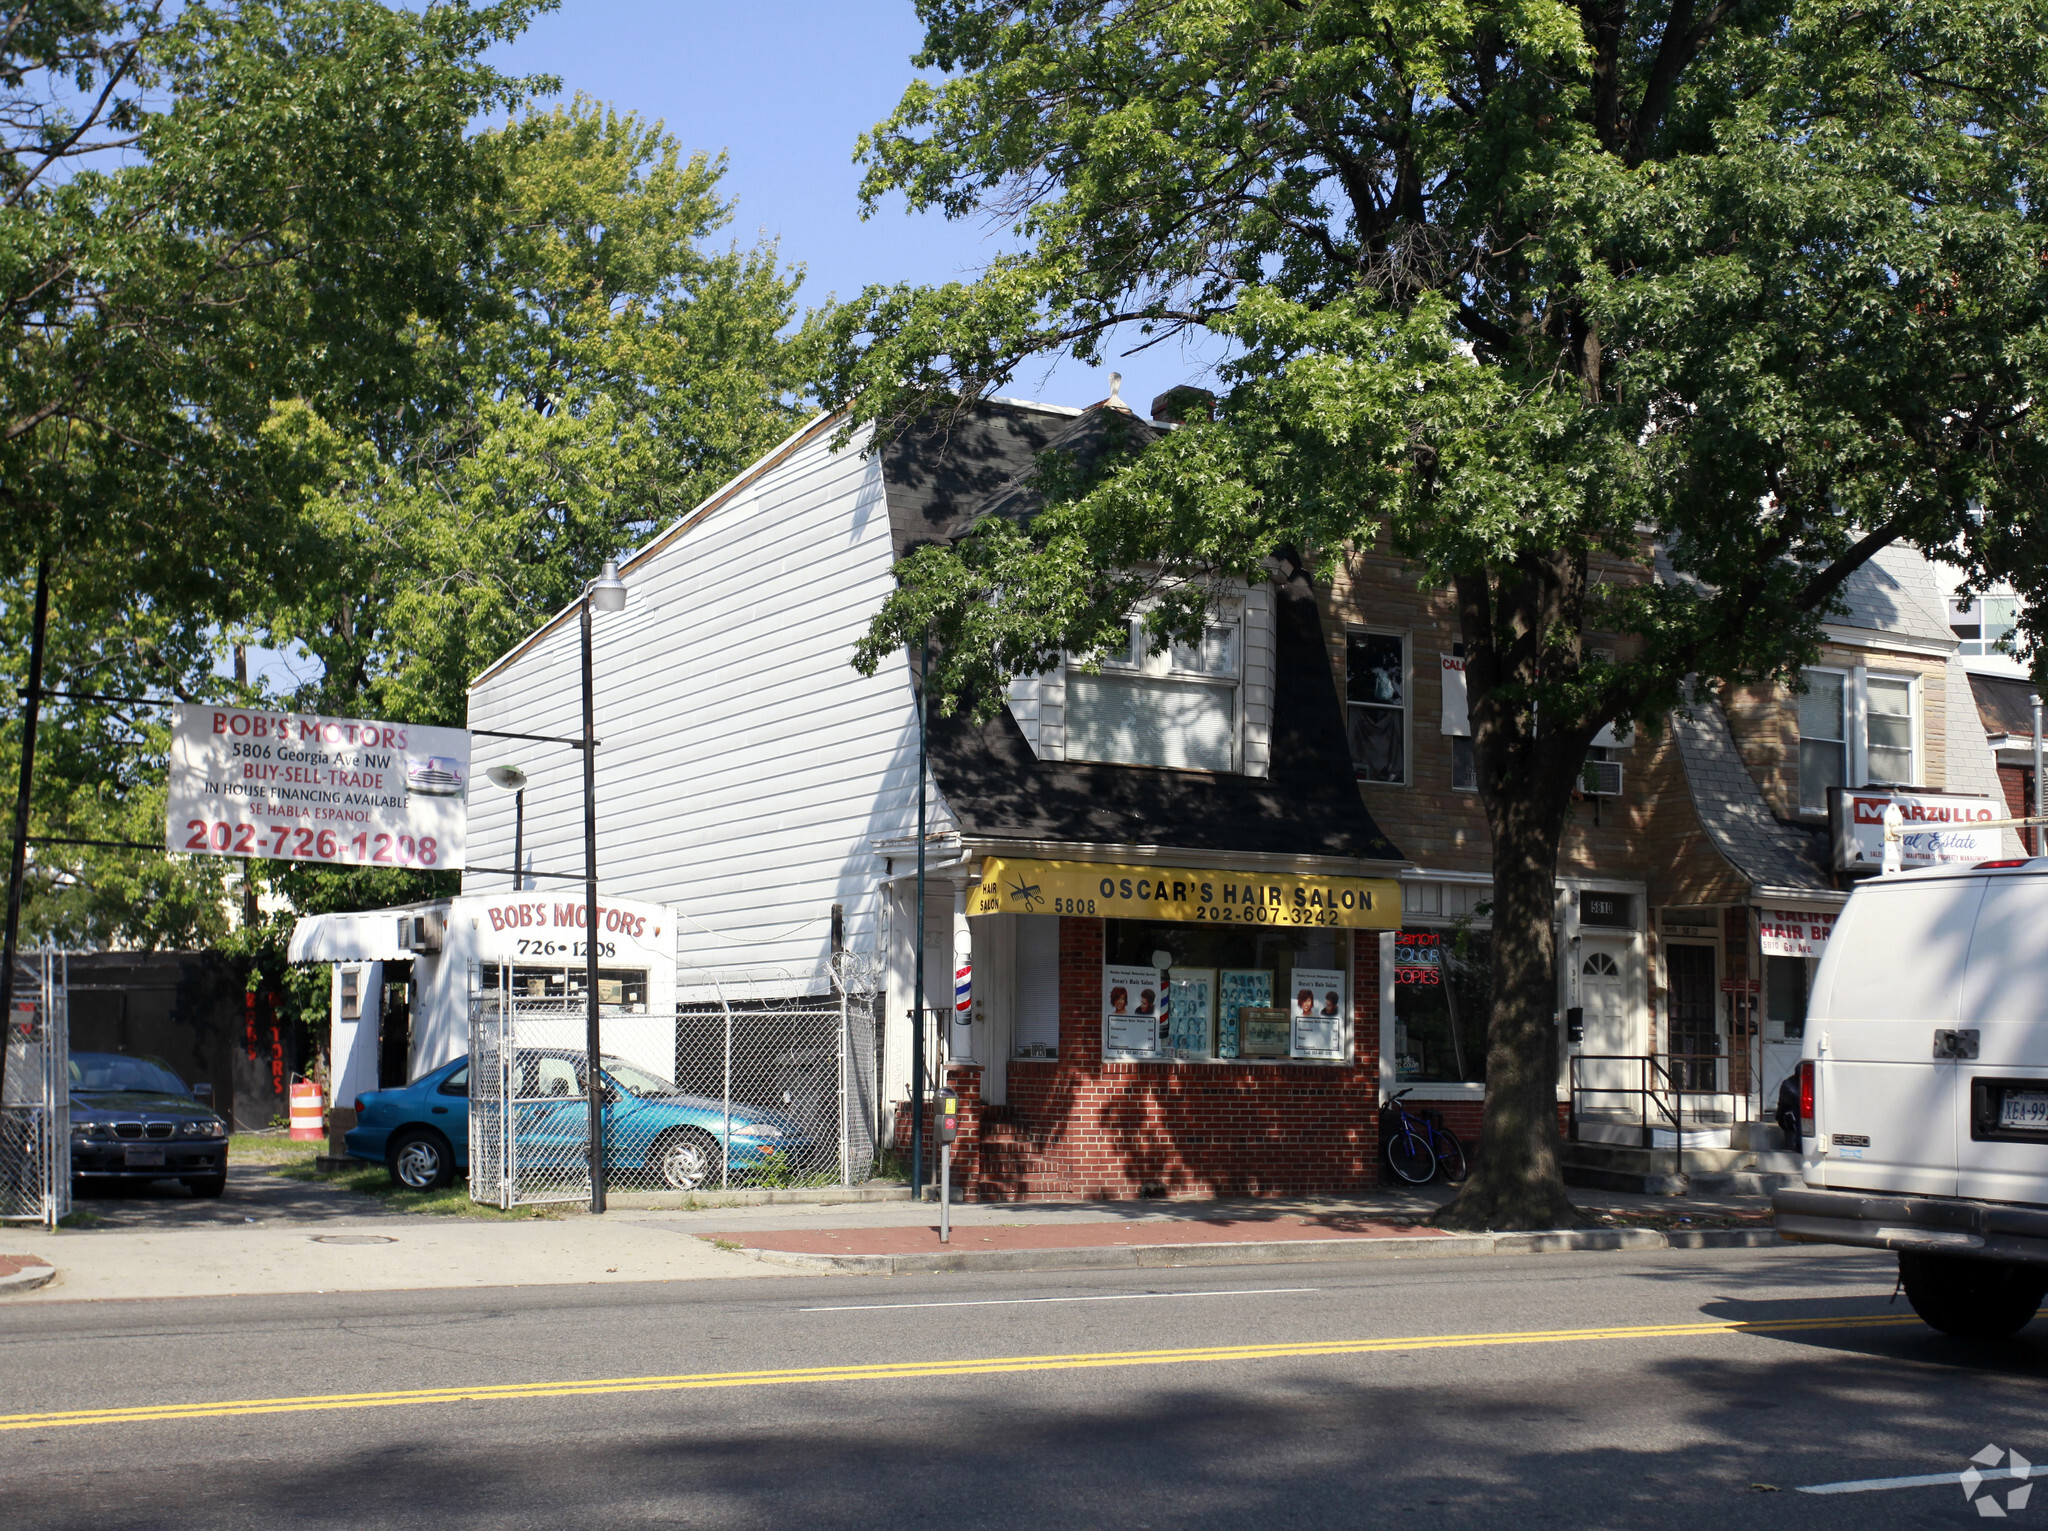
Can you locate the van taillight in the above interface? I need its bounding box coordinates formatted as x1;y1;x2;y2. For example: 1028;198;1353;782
1798;1060;1815;1139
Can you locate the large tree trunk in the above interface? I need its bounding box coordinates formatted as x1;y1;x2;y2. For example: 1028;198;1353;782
1432;557;1592;1232
1433;787;1585;1230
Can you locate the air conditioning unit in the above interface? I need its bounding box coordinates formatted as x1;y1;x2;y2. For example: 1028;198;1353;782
397;910;445;954
1581;758;1625;797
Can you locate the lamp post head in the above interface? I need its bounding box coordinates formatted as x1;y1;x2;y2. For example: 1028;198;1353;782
587;559;628;614
486;765;529;791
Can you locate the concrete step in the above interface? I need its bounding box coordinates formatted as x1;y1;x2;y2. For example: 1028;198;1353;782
1687;1167;1804;1196
1562;1140;1757;1175
1562;1138;1801;1196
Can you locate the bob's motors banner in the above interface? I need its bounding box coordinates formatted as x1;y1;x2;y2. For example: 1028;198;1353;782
1829;787;2000;872
166;704;469;869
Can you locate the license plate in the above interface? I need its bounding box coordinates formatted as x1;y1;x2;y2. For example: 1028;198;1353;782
123;1147;166;1168
1999;1090;2048;1129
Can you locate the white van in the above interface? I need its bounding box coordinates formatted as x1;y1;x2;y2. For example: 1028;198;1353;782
1773;857;2048;1339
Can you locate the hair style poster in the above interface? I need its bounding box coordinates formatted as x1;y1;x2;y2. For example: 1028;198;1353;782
1290;967;1349;1058
1167;968;1216;1058
1103;964;1166;1060
1215;969;1272;1059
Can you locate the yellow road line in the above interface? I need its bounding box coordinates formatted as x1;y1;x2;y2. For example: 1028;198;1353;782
0;1312;1921;1433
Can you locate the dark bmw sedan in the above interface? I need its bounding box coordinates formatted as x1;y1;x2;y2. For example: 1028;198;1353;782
69;1052;228;1197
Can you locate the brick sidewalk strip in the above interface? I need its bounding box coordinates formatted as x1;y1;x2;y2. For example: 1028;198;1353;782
0;1254;55;1295
706;1219;1784;1274
719;1215;1449;1257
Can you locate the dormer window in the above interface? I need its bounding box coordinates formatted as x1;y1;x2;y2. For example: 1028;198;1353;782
1066;607;1243;771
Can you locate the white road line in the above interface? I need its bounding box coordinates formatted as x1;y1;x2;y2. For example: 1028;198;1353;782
1799;1470;1980;1495
799;1287;1321;1313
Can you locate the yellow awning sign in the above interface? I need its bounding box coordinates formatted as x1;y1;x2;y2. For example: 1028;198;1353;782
968;856;1402;930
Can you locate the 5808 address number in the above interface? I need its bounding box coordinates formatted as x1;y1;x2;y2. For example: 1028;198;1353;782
181;819;441;867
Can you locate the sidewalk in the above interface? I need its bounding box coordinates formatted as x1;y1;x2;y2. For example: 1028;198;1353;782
0;1183;1782;1301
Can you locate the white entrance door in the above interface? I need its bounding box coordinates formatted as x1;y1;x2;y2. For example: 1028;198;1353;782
1581;946;1629;1047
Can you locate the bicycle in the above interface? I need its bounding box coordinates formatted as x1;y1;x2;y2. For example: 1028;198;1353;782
1378;1089;1469;1185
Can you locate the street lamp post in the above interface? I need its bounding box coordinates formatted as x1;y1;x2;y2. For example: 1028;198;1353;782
485;766;529;890
581;560;628;1214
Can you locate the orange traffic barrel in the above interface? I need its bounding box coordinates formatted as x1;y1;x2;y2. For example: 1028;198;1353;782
289;1079;325;1141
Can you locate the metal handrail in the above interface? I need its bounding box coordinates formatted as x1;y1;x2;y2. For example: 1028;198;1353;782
1568;1052;1735;1182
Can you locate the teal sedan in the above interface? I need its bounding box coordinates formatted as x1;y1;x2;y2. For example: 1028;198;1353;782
346;1050;808;1193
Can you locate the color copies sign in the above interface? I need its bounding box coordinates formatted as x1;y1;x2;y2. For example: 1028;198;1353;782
167;704;469;869
1829;788;2000;872
1757;908;1837;959
970;857;1400;929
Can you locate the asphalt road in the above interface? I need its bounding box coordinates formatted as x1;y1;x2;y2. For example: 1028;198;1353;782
1;1245;2042;1529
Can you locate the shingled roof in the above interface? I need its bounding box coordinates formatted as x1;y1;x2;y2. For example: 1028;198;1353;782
1670;697;1836;900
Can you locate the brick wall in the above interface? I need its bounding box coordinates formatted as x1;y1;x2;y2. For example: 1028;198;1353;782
1997;762;2037;854
975;920;1387;1200
1321;551;1655;886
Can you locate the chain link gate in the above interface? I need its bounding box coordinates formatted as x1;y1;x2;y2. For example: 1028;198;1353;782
468;953;882;1209
2;953;70;1229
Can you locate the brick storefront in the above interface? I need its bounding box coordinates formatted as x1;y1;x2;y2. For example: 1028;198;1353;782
938;919;1389;1201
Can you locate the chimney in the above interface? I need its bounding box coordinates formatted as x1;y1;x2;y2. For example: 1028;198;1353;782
1150;385;1217;424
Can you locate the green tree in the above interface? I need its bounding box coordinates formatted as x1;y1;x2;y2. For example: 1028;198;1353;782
1;0;547;959
266;95;824;727
835;0;2048;1227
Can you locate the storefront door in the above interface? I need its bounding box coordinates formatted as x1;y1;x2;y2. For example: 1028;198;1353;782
1665;944;1719;1091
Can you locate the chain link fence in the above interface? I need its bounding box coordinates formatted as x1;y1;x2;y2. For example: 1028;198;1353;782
2;953;70;1228
469;953;881;1209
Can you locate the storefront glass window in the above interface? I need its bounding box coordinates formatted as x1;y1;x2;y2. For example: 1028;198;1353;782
1393;928;1490;1083
1105;920;1344;1061
1765;955;1808;1039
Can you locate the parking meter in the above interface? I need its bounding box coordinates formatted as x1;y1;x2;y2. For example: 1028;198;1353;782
938;1092;960;1242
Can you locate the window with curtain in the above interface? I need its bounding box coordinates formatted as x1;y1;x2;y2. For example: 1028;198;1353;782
1347;631;1407;783
1865;675;1914;784
1798;670;1847;813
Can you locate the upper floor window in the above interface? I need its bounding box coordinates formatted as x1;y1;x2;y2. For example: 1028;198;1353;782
1065;610;1241;771
1798;666;1917;813
1865;675;1914;783
1797;669;1846;813
1348;631;1407;783
1949;594;2018;656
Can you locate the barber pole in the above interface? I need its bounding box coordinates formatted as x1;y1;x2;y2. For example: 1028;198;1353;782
954;962;972;1020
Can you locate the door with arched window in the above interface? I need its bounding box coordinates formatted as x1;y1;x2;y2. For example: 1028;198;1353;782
1579;948;1628;1057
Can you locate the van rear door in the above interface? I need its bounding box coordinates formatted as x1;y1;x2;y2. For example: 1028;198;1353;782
1956;873;2048;1207
1812;875;1983;1196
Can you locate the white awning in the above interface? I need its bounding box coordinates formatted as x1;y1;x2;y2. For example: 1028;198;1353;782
287;910;411;963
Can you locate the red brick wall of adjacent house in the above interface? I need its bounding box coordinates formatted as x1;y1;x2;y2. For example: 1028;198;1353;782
967;919;1388;1201
1997;763;2038;854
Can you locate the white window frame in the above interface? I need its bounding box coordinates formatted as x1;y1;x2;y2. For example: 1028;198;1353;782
1347;627;1410;786
1860;668;1918;787
1062;599;1245;772
1797;664;1921;813
1797;665;1850;816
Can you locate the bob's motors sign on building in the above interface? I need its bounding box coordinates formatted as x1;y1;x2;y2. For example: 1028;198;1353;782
1829;787;2001;872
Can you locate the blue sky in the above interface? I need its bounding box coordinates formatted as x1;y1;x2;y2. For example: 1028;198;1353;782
485;0;1218;414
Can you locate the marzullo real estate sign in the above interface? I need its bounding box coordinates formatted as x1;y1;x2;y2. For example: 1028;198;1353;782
166;705;469;869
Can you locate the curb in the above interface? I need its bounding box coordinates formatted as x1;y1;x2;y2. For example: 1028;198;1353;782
0;1259;55;1295
732;1226;1783;1275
